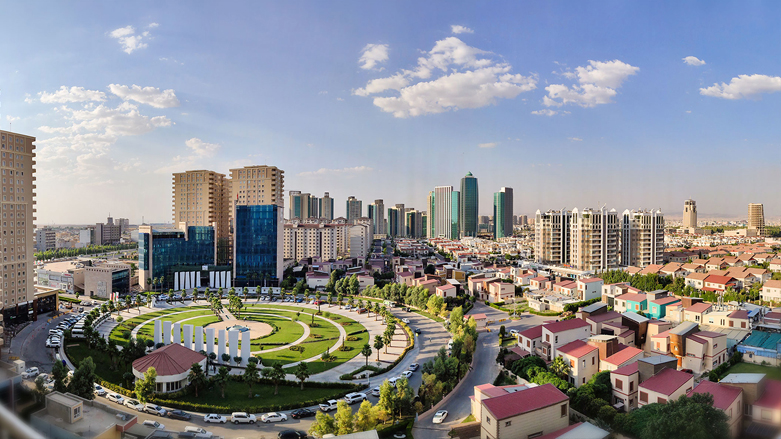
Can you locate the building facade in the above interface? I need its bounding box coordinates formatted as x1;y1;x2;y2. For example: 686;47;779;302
138;224;220;291
35;227;56;252
346;196;362;222
493;187;513;239
748;203;765;236
621;209;664;267
368;199;386;236
460;172;479;237
283;223;337;261
172;170;230;264
535;209;572;266
451;191;460;239
433;186;453;239
320;192;334;221
91;217;123;245
571;207;620;272
683;199;697;228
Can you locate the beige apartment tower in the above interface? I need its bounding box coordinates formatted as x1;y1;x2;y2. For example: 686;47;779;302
173;170;231;264
570;207;620;272
748;203;765;236
621;209;664;267
535;209;572;266
683;199;697;228
0;130;37;321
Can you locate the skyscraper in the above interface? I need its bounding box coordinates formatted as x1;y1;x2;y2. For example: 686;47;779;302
460;172;479;237
230;165;285;286
433;186;453;238
346;196;362;222
288;191;311;219
172;170;231;263
683;199;697;228
571;207;620;272
387;206;402;237
621;209;664;267
428;191;436;238
493;187;513;239
451;191;460;239
395;204;406;237
320;192;334;220
308;194;320;219
535;209;572;266
368;199;386;236
748;203;765;236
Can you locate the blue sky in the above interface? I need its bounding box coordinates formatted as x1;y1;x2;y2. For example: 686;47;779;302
1;1;779;224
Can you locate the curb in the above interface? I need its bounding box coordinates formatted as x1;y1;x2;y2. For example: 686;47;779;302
417;340;477;420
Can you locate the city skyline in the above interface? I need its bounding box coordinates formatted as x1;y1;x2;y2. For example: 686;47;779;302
1;2;779;224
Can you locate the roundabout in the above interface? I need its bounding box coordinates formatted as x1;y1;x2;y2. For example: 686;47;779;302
206;319;274;339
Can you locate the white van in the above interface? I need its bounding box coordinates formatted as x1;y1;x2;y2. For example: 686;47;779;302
344;392;366;404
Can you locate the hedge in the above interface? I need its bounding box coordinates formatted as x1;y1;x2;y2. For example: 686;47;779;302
341;365;382;380
59;296;81;304
377;419;414;439
563;297;602;313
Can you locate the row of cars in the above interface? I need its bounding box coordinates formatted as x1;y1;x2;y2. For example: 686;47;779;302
46;313;89;348
319;362;420;412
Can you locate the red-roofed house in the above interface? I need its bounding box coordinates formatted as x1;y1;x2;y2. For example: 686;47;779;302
557;340;599;387
684;331;728;372
601;345;644;371
614;293;647;314
529;276;552;291
435;283;457;299
539;319;591;361
763;311;781;325
584;311;623;335
611;362;640;411
685;272;709;290
417;278;440;294
519;325;543;353
480;384;569;439
750;379;781;427
687;380;743;437
761;280;781;303
471;383;530;422
132;344;207;393
576;277;604;301
703;275;738;293
638;368;694;407
683;302;713;324
396;271;415;287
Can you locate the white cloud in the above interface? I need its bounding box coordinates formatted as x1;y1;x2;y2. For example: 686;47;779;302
110;25;153;54
683;56;706;66
478;142;497;148
6;116;19;122
159;57;184;65
451;25;474;34
39;86;106;103
699;74;781;100
24;93;34;104
544;59;638;107
355;37;536;117
568;137;583;141
148;22;159;28
336;97;345;101
359;44;389;70
185;138;220;157
531;109;558;116
686;110;692;114
298;166;373;177
108;84;180;108
318;91;328;95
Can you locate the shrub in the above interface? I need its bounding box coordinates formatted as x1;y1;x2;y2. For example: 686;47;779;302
338;346;352;352
346;336;359;342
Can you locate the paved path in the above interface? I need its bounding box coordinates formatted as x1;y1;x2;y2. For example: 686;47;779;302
239;312;311;354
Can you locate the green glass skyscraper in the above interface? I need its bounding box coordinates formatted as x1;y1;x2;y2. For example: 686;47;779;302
451;191;460;239
493;187;513;239
459;172;479;237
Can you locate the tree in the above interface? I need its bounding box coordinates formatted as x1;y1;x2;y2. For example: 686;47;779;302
374;335;384;361
243;362;260;398
213;366;230;398
309;411;337;438
188;363;207;398
353;400;378;432
361;343;372;366
123;372;135;389
549;356;571;379
383;329;393;354
52;361;68;393
334;400;354;435
424;264;435;275
395;377;414;418
67;357;97;400
221;353;231;364
233;356;243;366
294;362;310;390
34;376;48;403
637;393;730;439
376;381;396;423
134;367;157;403
262;363;286;395
426;295;444;316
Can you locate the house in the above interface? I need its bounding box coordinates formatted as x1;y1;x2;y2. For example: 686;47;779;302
529;276;552;291
683;302;713;324
614;293;647;314
552;280;578;296
518;325;543;353
470;383;531;423
721;374;781;433
685;272;709;290
681;262;705;274
687;380;743;438
763;311;781;326
648;296;681;319
704;310;750;330
535;423;609;439
486;280;514;303
584;311;623;335
435;283;457;299
706;258;730;271
538;319;591;361
601;345;644;371
396;271;415;287
357;274;375;291
611;362;640;412
576;278;604;301
417;278;440;295
638;264;664;276
703;275;738;293
556;340;599;387
625;266;643;276
660;262;686;278
480;383;570;439
769;258;781;272
601;282;639;308
736;331;781;366
683;331;728;373
761;280;781;303
638;368;694;407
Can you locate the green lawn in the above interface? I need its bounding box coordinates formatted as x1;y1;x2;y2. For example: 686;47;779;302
66;341;131;385
172;379;353;409
242;312;306;349
258;315;342;365
723;362;781;381
134;310;217;340
297;329;370;374
109;306;210;346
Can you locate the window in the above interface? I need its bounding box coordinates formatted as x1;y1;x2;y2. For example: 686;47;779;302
485;416;491;424
630;381;634;391
615;379;623;390
560;403;567;417
640;391;648;403
73;407;81;418
592;356;595;365
570;359;574;367
505;421;511;427
528;433;543;439
658;397;667;404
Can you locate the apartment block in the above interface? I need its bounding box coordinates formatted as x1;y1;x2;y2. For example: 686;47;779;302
346;196;362;222
571;207;620;272
368;199;386;236
172;170;230;240
283;223;337;261
748;203;765;236
35;227;56;252
621;209;664;267
433;186;453;238
320;192;334;221
534;209;572;266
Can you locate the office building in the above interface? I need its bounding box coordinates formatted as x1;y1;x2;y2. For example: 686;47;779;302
91;217;122;245
320;192;334;220
748;203;765;236
421;212;427;238
433;186;454;238
283;223;337;261
289;191;302;219
460;172;479;237
683;199;697;228
428;191;436;238
493;187;513;239
451;191;460;239
84;263;131;298
230;165;285;286
387;205;403;238
77;229;91;248
571;207;620;272
346;196;362;222
172;170;231;264
289;191;314;219
309;194;320;219
35;227;56;252
535;209;572;266
621;209;664;267
394;204;406;237
406;209;424;238
368;200;386;236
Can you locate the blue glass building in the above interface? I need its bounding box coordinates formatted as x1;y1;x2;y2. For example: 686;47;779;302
139;225;216;290
233;205;281;287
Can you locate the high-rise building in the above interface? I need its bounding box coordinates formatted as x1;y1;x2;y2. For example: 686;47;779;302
309;195;320;219
571;207;620;272
283;223;337;261
535;209;572;266
451;191;460;239
421;212;428;238
518;215;528;226
428;191;436;238
138;223;219;291
288;191;302;219
433;186;453;238
479;216;490;225
173;170;231;263
621;209;664;267
394;204;406;238
748;203;765;236
459;172;479;237
0;130;37;321
92;217;123;245
346;196;362;222
683;199;697;228
320;192;334;221
289;192;312;219
368;199;386;236
230;165;285;286
493;187;513;239
35;227;56;252
387;205;403;237
405;209;424;238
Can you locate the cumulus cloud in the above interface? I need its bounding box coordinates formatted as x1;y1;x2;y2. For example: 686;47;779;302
699;74;781;100
359;44;389;70
24;93;34;104
451;25;474;34
354;36;536;117
298;166;373;177
544;59;638;107
531;109;558;116
185;138;220;157
108;84;180;108
568;137;583;141
683;56;706;66
39;86;106;103
6;116;19;123
478;142;497;148
110;25;154;54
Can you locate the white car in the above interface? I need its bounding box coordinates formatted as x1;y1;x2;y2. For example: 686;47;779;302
231;412;257;424
21;367;39;379
203;413;227;424
509;329;519;336
370;386;380;397
401;370;413;379
402;318;410;324
261;412;287;423
184;426;213;437
409;363;419;371
344;392;367;404
124;399;144;411
46;339;61;348
49;329;64;336
106;393;125;404
387;377;398;387
93;384;107;397
142;420;166;430
432;410;448;424
319;400;339;412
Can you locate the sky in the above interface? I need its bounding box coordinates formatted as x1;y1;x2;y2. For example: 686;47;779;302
1;1;779;225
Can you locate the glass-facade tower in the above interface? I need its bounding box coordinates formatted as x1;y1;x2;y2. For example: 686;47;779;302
451;191;461;239
139;226;216;289
493;187;513;239
460;172;479;237
233;205;281;287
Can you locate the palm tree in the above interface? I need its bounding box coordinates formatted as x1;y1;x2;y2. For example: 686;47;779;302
315;292;322;312
214;366;230;398
243;362;259;398
188;363;207;398
374;335;383;361
146;278;152;292
549;356;570;379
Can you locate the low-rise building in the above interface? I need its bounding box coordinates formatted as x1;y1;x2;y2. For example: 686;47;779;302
556;340;599;387
683;302;713;324
518;325;543;353
601;345;644;371
132;344;207;393
576;277;604;301
638;368;694;407
84;263;131;299
610;362;640;411
486;280;514;303
648;296;680;319
436;283;457;299
480;383;570;439
539;319;591;361
687;380;743;438
761;280;781;303
31;392;139;438
721;373;781;434
614;292;647;313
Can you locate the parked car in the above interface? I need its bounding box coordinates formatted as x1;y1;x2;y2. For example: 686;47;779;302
370;386;380;397
344;392;367;404
106;393;124;404
261;412;288;423
231;412;257;424
21;367;39;379
143;420;166;430
401;370;413;379
432;410;448;424
509;329;519;336
144;403;167;416
183;426;213;438
357;308;367;314
167;410;192;421
387;377;399;387
409;363;419;371
46;339;61;348
415;328;422;335
124;399;144;411
93;384;107;397
203;414;227;424
401;318;410;324
278;430;307;439
290;408;316;419
49;329;64;336
319;400;339;412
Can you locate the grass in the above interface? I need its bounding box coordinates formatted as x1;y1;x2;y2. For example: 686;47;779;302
461;414;476;423
242;312;306;349
500;337;517;347
174;379;353;407
66;341;131;385
723;362;781;381
297;329;370;374
411;309;444;322
108;306;210;346
134;310;217;340
257;313;342;365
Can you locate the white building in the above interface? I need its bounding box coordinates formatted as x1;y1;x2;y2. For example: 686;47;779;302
621;209;664;268
433;186;453;239
35;228;56;252
283;223;337;261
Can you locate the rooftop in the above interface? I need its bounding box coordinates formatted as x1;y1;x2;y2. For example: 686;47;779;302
558;340;598;358
536;422;609;439
616;293;647;303
481;383;568;420
603;345;643;366
586;311;621;323
132;343;205;376
740;331;781;350
685;302;713;314
639;368;693;396
611;362;639;376
543;318;590;334
687;380;742;411
753;379;781;410
720;373;765;384
519;325;543;340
